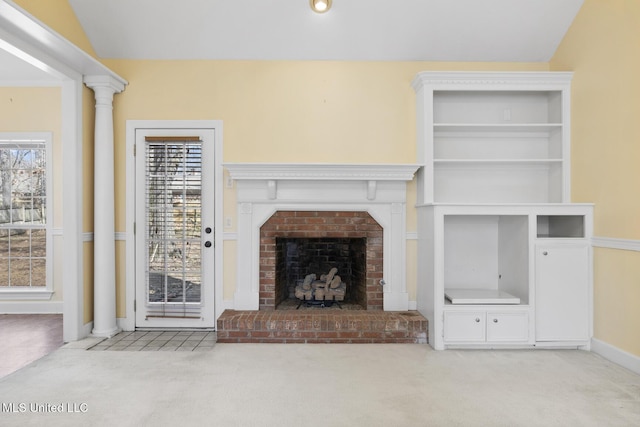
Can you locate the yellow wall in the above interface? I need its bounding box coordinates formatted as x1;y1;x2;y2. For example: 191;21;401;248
82;86;95;322
105;60;546;169
551;0;640;356
82;86;95;233
82;87;96;324
104;59;547;233
103;60;548;231
593;248;640;355
0;86;64;301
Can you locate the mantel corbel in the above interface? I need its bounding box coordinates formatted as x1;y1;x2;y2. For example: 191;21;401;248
267;180;277;200
367;180;377;200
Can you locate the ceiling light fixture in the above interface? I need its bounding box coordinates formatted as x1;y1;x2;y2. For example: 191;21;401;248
310;0;332;13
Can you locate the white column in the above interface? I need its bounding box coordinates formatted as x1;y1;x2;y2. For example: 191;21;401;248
85;75;125;337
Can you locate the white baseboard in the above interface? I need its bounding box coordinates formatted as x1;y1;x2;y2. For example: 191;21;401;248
591;338;640;375
0;301;63;313
117;317;135;332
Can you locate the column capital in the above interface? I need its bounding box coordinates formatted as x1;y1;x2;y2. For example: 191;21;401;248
84;75;126;94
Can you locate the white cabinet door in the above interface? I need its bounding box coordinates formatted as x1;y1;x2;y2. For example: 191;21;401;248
486;312;529;342
444;311;486;342
535;243;589;342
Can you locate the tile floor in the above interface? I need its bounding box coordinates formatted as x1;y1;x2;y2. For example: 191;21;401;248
0;314;64;378
0;314;216;377
89;330;217;351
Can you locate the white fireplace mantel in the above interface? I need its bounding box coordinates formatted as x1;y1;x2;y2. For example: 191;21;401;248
225;163;420;312
224;163;420;181
224;163;420;201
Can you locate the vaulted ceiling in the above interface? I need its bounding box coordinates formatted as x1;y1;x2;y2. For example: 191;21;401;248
1;0;585;84
67;0;584;62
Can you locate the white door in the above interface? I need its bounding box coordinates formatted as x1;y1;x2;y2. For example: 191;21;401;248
535;243;589;342
135;129;216;328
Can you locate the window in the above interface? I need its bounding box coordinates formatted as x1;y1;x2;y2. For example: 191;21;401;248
0;135;51;296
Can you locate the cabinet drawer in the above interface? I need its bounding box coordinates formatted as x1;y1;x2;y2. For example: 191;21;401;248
444;311;486;342
486;312;529;342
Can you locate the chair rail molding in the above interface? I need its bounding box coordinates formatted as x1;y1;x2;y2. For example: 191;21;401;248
591;236;640;252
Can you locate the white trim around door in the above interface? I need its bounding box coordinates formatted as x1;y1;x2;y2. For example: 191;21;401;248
123;121;224;331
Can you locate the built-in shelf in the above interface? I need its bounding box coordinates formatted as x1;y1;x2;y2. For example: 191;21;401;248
445;289;521;305
413;72;593;350
434;159;563;165
434;123;563;133
537;215;585;238
443;213;530;305
413;72;571;204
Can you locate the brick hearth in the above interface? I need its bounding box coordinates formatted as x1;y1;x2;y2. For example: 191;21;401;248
216;309;428;344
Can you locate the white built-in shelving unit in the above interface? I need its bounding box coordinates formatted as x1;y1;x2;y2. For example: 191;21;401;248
412;72;593;350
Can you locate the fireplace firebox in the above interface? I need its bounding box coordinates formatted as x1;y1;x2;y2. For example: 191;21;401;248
260;211;384;310
276;237;367;308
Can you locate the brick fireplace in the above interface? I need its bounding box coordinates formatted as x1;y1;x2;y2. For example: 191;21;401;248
217;163;427;343
260;211;384;310
224;163;420;312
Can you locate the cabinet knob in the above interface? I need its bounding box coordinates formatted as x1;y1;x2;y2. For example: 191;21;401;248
493;318;498;323
542;251;548;256
475;318;480;323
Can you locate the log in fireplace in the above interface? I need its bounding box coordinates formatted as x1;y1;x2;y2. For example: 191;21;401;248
279;240;364;308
